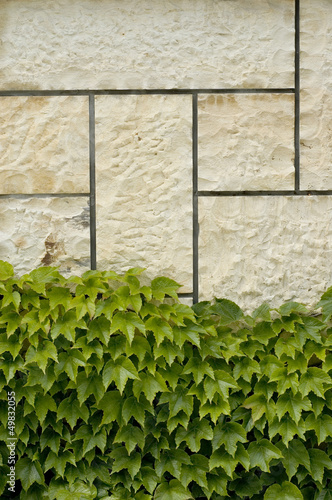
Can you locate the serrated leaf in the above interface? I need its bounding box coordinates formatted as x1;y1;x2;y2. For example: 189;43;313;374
305;413;332;444
316;286;332;321
269;415;305;446
44;450;76;478
212;421;247;455
102;356;139;393
145;316;173;346
151;277;181;300
0;260;14;280
139;466;159;494
25;340;58;373
54;350;85;382
209;447;238;477
16;457;44;491
0;332;21;358
211;299;243;325
133;372;169;404
248;439;282;472
73;425;107;455
46;287;72;310
182;357;215;385
308;449;332;483
276;392;312;424
264;481;303;500
122;395;152;427
299;368;331;398
204;370;239;401
175;417;213;452
35;393;57;423
110;311;145;344
57;396;90;429
154;479;192;500
96;390;122;425
155;449;191;479
277;440;311;479
109;448;141;479
159;386;193;419
199;395;230;423
233;357;261;382
76;370;104;404
114;424;145;453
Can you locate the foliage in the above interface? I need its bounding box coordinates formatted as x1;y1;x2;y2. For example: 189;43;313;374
0;260;331;499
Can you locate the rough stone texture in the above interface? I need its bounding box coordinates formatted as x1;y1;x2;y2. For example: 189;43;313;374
198;94;295;191
0;0;294;90
199;196;332;312
0;96;89;194
300;0;332;190
0;197;90;276
95;95;192;292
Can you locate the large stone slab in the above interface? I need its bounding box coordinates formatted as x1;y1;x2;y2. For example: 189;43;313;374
0;96;89;194
0;0;294;90
198;94;295;191
0;197;90;276
95;95;193;292
300;0;332;190
199;196;332;312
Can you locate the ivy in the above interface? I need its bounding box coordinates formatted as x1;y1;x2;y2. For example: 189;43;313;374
0;259;331;499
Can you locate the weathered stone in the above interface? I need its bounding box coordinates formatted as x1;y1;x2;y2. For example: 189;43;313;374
300;0;332;190
0;197;90;276
0;96;89;194
95;95;193;292
199;196;332;311
198;94;295;191
0;0;294;90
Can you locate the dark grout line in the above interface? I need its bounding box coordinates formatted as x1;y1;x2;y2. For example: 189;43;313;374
197;190;332;197
0;88;296;97
0;193;90;199
193;93;199;304
295;0;300;192
89;95;97;270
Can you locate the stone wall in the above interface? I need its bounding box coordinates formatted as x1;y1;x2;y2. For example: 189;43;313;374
0;0;331;311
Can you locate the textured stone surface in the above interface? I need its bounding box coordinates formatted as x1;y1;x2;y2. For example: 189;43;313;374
0;197;90;276
199;196;332;311
198;94;295;191
300;0;332;190
0;0;294;90
0;96;89;194
95;95;192;292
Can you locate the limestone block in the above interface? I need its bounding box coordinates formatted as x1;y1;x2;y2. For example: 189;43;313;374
198;94;295;191
0;0;294;90
0;96;89;194
0;197;90;276
95;95;193;292
300;0;332;190
199;196;332;312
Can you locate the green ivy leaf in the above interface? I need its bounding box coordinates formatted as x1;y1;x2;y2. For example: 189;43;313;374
154;479;192;500
57;396;90;429
102;356;139;393
54;350;86;382
73;425;107;455
109;448;141;479
44;450;76;478
114;424;145;453
276;392;312;424
76;370;104;404
25;340;58;373
0;260;14;280
299;368;332;398
96;390;122;425
145;316;173;346
182;357;215;385
210;299;243;325
151;277;181;300
308;449;332;483
110;311;145;344
122;395;153;427
175;417;213;452
277;440;311;479
133;372;169;404
212;421;247;456
35;393;57;424
204;370;239;401
264;481;303;500
159;386;193;419
269;415;305;446
248;439;283;472
316;286;332;322
16;457;44;491
305;413;332;444
155;449;191;480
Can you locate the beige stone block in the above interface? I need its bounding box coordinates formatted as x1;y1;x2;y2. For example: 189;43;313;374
199;196;332;312
300;0;332;189
0;0;294;90
0;197;90;276
0;96;89;194
198;94;295;191
95;95;192;292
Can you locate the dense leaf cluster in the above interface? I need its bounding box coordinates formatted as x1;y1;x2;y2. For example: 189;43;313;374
0;260;332;499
